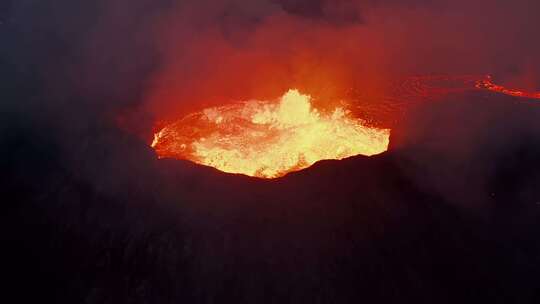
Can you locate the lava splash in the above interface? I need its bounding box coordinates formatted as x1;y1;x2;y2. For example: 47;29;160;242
152;89;390;178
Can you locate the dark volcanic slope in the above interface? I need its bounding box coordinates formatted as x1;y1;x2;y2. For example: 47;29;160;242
3;90;540;303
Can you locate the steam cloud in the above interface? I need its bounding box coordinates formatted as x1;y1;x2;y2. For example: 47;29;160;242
8;0;540;121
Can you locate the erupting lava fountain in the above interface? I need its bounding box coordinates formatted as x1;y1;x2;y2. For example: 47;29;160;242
150;76;539;179
152;89;391;178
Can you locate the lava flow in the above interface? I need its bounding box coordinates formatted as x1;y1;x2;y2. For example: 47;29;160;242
152;89;390;178
476;75;540;99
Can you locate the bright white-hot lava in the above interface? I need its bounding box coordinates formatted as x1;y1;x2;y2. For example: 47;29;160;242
152;89;390;178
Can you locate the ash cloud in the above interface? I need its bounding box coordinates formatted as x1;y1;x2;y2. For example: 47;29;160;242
141;0;540;123
4;0;540;121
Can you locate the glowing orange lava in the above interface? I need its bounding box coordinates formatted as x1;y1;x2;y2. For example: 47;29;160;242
476;75;540;99
152;89;390;178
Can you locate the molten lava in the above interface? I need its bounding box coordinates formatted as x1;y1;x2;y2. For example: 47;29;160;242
477;75;540;99
152;89;390;178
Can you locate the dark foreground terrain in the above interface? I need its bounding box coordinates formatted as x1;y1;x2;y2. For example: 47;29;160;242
3;89;540;303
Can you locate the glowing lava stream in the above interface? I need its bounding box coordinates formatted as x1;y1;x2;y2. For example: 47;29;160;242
152;89;390;178
476;75;540;99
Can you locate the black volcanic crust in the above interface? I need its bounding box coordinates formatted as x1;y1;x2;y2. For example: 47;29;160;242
2;91;540;303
